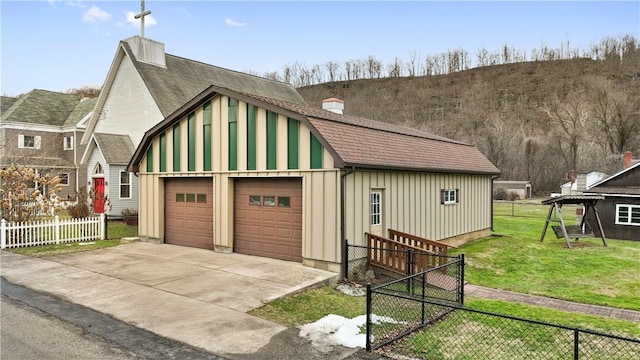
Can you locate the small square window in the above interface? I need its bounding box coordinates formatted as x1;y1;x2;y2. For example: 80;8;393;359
278;196;290;207
58;173;69;186
197;194;206;203
263;196;275;206
24;135;35;148
176;193;185;202
249;195;261;206
442;189;458;205
186;194;195;202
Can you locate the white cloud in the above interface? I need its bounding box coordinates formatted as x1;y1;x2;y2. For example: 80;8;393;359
225;18;246;27
83;6;111;23
125;11;157;28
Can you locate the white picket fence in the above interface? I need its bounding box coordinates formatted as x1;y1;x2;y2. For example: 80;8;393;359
0;214;105;249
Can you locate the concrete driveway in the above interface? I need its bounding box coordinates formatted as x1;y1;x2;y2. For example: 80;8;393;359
0;242;341;358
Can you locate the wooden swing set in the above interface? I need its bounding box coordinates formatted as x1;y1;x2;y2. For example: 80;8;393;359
539;195;607;248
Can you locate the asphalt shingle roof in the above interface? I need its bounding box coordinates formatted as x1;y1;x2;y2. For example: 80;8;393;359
94;133;135;165
129;85;500;175
64;98;98;126
1;96;18;113
587;186;640;196
122;40;305;118
1;90;81;126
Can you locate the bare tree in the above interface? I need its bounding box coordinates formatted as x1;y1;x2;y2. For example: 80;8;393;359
542;90;591;171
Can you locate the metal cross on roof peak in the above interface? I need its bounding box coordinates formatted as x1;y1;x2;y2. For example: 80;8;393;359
134;0;151;38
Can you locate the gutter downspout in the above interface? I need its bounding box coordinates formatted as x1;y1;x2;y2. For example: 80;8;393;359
340;166;356;280
491;175;500;232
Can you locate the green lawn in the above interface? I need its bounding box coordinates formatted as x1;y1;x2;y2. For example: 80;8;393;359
451;215;640;311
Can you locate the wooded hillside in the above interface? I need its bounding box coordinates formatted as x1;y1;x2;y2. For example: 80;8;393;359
297;49;639;195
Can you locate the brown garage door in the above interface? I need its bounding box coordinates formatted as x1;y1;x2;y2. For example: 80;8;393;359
165;178;214;249
234;178;302;262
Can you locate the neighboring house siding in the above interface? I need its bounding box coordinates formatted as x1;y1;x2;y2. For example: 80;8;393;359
94;55;163;147
108;165;138;216
345;171;493;245
587;197;640;241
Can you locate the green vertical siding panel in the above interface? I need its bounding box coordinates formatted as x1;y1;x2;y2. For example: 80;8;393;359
287;118;299;169
172;123;181;171
159;132;166;172
203;101;212;171
146;146;153;172
310;133;323;169
188;112;196;171
228;98;238;171
266;111;277;170
246;104;257;170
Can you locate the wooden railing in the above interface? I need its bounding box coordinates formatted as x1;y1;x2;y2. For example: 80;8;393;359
366;230;452;276
388;229;450;255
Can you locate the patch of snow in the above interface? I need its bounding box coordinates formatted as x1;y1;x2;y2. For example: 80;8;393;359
299;313;403;353
336;283;365;297
78;242;96;246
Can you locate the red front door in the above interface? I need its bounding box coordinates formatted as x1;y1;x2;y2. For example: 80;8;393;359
93;178;105;213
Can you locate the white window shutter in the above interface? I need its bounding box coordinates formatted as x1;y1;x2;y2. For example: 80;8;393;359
34;136;41;149
18;134;24;148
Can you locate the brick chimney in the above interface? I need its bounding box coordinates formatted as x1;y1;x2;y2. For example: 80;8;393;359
624;151;632;168
322;98;344;115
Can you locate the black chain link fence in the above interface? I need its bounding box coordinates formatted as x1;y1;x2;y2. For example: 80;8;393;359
368;293;640;359
364;257;464;351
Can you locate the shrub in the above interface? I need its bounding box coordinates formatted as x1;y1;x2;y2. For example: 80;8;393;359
508;191;521;201
121;208;138;226
493;188;508;200
67;186;111;218
0;166;62;222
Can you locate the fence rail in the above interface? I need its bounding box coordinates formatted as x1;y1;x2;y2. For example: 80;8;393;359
367;293;640;359
1;214;105;249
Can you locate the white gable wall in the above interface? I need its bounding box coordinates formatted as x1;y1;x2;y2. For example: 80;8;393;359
94;55;163;147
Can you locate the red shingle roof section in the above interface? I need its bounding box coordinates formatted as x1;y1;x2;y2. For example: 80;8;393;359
309;117;500;174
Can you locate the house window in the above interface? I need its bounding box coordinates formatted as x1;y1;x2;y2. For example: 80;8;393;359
441;189;459;205
58;173;69;186
63;136;73;150
616;204;640;226
370;191;381;225
18;134;40;149
119;171;131;199
94;163;104;174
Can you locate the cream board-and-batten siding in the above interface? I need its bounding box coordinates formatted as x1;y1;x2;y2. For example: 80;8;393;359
136;95;343;269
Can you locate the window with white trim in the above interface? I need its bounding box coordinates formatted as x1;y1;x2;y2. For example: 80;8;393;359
616;204;640;226
441;189;459;205
18;134;41;149
58;173;69;186
370;191;381;225
63;136;73;150
119;171;131;199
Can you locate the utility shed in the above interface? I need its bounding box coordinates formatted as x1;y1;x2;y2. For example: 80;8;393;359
540;195;606;248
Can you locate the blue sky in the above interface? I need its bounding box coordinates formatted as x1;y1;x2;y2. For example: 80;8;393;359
1;1;638;97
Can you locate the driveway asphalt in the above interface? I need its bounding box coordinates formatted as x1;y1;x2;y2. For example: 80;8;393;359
0;242;361;359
